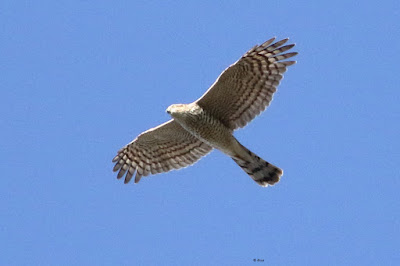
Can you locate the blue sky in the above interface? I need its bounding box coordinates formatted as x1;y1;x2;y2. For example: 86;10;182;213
1;1;399;265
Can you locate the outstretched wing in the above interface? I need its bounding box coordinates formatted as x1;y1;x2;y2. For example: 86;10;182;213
196;37;297;130
112;120;212;184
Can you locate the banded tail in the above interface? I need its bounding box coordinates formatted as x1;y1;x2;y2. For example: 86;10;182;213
232;143;283;187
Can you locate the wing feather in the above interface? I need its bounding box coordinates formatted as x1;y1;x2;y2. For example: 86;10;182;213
196;37;297;130
112;120;212;184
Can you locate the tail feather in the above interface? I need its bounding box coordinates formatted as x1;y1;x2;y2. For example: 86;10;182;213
232;144;283;187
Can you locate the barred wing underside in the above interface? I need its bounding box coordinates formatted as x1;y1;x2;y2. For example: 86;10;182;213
196;37;297;130
112;120;212;183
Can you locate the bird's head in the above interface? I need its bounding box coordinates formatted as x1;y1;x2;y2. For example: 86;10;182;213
166;103;202;119
166;104;186;116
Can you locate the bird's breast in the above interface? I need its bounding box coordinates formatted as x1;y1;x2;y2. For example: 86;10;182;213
175;111;235;154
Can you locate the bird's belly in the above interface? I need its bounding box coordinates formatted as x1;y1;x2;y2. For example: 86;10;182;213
177;115;236;156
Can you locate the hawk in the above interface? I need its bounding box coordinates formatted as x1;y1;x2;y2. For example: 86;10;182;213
112;37;297;186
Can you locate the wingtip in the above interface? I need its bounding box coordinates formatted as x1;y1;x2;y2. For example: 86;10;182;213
112;155;119;163
124;170;134;184
261;37;276;47
134;173;143;184
113;162;122;172
283;61;297;66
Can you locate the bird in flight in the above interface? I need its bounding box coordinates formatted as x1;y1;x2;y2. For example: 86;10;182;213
112;37;297;186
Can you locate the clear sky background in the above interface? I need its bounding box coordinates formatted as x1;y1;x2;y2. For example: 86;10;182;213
1;1;399;265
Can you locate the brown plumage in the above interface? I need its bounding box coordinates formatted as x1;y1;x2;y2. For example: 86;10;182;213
112;37;297;186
